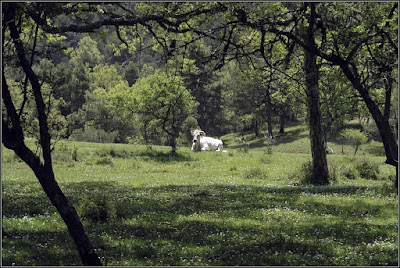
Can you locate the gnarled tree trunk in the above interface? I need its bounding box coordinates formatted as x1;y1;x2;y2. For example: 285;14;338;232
3;3;101;265
303;3;330;185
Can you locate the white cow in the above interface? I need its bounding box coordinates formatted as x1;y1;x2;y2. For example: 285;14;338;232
191;129;226;152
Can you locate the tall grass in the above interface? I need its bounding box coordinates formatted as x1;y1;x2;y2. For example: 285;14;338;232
2;128;397;266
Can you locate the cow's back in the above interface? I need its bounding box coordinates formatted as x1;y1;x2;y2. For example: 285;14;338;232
201;136;223;151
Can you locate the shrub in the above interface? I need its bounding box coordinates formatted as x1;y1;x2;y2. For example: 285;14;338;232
265;143;273;155
59;141;68;153
341;164;359;180
328;160;339;183
80;196;116;222
95;147;133;158
71;145;78;161
52;143;73;165
297;160;313;184
292;160;360;184
94;156;114;166
354;158;380;180
239;143;250;153
70;126;118;143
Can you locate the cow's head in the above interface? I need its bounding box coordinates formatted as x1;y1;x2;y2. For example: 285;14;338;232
191;129;205;151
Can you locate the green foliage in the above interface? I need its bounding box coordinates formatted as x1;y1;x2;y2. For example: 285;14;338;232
340;164;359;180
70;126;118;143
70;36;104;68
51;61;90;117
71;145;78;161
79;196;116;222
63;63;137;143
90;64;123;91
5;79;67;141
354;158;380;180
361;120;381;141
319;66;360;135
177;116;199;146
110;71;198;151
94;146;134;159
340;129;368;155
2;2;398;265
296;160;314;185
93;156;114;167
121;61;139;86
265;143;273;155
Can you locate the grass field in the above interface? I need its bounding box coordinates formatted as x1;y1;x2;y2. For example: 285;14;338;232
2;125;398;266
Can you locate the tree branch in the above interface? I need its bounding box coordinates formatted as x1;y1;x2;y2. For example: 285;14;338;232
6;3;53;168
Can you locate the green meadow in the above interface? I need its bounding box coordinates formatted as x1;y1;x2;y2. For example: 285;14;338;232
2;125;398;266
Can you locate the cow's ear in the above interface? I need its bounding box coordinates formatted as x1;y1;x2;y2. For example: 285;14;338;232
191;129;196;136
200;131;206;136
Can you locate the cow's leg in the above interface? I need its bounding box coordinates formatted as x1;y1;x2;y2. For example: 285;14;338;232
216;143;223;152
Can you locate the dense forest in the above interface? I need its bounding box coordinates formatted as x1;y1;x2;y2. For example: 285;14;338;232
2;2;398;265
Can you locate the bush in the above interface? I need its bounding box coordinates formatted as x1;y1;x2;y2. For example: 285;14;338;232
265;143;273;155
94;156;114;166
52;142;74;165
341;164;359;180
95;147;133;158
80;196;116;222
70;126;118;143
328;160;339;183
292;160;363;184
354;158;380;180
297;160;313;184
71;145;78;161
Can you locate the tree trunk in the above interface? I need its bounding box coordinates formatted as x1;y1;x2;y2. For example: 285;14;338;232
3;77;102;266
339;63;398;187
303;3;330;185
254;117;260;137
279;112;286;134
3;4;102;265
29;163;102;266
266;88;274;138
171;138;177;153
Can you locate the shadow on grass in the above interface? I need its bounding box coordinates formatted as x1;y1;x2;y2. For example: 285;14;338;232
2;182;398;266
363;145;386;157
2;229;81;266
137;150;193;162
228;127;309;150
273;127;309;145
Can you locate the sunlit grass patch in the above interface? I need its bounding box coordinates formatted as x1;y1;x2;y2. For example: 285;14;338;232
2;136;397;266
